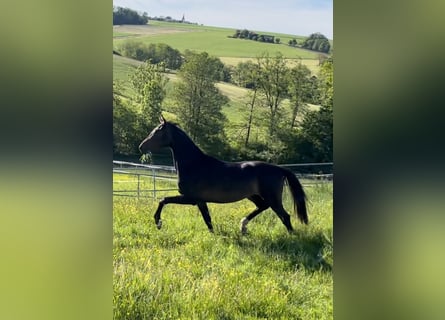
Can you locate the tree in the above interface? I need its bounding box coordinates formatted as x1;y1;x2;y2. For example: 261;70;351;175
118;41;150;61
317;57;333;108
119;42;183;69
299;58;333;161
113;82;140;154
172;52;229;155
299;104;332;162
152;43;183;69
113;6;149;25
131;61;169;133
288;62;316;128
301;33;331;53
255;53;290;137
233;61;261;147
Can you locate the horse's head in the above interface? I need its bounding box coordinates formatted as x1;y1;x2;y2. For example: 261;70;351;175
139;115;172;153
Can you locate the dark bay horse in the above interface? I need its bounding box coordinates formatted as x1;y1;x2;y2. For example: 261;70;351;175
139;115;308;234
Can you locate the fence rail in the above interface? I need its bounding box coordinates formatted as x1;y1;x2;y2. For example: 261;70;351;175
113;160;332;199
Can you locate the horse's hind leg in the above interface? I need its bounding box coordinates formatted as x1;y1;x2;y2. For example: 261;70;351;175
262;179;294;233
240;195;269;234
270;204;294;233
197;202;214;233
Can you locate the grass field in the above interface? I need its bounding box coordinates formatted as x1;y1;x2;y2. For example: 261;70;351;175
113;21;333;318
113;174;333;319
113;21;321;63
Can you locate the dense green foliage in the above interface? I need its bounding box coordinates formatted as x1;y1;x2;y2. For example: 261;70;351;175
171;52;229;156
298;59;333;162
301;33;331;53
230;29;330;53
113;62;169;155
232;29;276;43
131;62;168;132
113;181;333;319
113;82;140;154
118;42;183;70
113;6;148;25
228;55;332;163
113;54;333;163
288;38;298;47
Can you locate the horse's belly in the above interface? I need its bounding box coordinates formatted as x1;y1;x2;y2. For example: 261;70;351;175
199;181;257;203
178;166;258;203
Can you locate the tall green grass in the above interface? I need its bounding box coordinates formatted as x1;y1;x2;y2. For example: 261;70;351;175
113;181;332;319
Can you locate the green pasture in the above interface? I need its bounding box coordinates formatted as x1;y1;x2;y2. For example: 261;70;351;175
113;172;333;319
113;21;321;62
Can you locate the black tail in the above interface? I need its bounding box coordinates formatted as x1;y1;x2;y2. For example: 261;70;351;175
283;168;308;224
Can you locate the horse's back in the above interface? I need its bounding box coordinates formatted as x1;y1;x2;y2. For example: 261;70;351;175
177;157;286;203
242;161;287;193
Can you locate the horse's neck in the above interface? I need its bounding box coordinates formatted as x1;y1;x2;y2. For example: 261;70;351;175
170;128;204;172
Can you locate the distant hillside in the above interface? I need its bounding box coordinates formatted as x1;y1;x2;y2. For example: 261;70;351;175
113;21;327;67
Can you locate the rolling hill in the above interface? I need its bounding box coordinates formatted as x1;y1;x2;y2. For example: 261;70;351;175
113;21;325;68
113;20;327;114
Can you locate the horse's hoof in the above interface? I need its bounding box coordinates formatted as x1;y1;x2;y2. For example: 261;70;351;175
208;228;214;233
156;219;162;229
240;218;249;235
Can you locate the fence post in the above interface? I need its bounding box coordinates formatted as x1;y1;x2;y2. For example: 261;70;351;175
152;168;157;199
137;173;140;199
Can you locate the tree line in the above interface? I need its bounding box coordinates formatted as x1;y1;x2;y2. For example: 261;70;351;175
118;42;183;70
231;29;331;53
116;41;231;79
113;51;333;165
231;29;279;44
113;6;149;25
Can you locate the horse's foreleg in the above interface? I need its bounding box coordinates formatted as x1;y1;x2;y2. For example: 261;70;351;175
153;201;165;229
153;195;197;229
197;202;213;233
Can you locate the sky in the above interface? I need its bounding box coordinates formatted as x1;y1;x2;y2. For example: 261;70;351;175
113;0;333;39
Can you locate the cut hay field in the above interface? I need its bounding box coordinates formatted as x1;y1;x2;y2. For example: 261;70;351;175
113;177;333;319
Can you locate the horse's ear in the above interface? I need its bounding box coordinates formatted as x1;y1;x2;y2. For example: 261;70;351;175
159;114;166;124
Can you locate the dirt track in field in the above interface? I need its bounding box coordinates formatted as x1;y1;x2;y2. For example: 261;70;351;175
113;25;193;38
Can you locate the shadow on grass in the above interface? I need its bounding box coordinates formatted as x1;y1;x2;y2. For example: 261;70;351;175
220;229;333;273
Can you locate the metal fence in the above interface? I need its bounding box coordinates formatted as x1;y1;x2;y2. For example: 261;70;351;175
113;160;177;199
113;160;333;199
281;162;333;182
